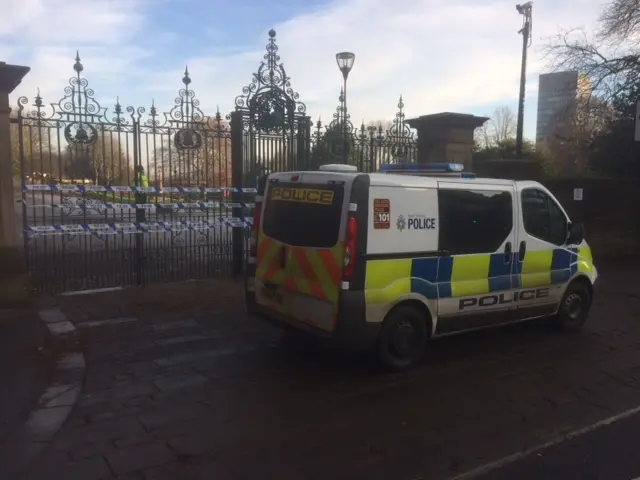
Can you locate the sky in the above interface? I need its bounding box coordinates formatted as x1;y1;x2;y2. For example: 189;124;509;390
0;0;605;141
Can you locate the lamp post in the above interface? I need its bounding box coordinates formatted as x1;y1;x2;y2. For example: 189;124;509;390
515;2;533;159
336;52;355;163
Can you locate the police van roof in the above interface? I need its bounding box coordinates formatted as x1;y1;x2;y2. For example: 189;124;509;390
367;173;515;188
268;169;519;188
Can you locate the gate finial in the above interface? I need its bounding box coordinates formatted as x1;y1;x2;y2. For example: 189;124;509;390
73;51;83;73
232;27;307;122
182;66;191;86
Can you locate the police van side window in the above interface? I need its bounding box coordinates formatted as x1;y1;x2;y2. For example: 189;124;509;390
521;189;567;246
438;189;513;255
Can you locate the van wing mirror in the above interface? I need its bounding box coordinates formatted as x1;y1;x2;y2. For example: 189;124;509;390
567;222;584;245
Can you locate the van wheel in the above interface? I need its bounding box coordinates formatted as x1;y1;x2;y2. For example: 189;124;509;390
376;306;428;371
555;281;591;331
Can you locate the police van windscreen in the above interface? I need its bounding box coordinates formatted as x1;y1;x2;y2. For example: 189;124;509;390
262;183;345;248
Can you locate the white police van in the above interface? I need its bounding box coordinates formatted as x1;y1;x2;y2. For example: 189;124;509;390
245;163;597;370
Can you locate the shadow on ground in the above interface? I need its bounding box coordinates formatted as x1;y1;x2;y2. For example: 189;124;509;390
0;309;53;444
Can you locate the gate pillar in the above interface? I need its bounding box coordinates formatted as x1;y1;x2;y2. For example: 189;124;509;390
0;62;30;305
406;112;488;171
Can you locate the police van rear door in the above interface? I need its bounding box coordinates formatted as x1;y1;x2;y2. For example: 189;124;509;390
255;172;351;332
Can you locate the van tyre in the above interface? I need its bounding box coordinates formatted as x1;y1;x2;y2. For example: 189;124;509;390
556;281;591;331
377;306;428;371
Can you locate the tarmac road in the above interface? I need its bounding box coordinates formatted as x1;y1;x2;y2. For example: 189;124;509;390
12;266;640;480
475;409;640;480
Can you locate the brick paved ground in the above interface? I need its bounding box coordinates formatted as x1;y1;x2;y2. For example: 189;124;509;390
0;309;52;444
15;266;640;480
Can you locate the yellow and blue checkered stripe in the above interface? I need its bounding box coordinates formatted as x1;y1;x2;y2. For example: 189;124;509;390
364;247;593;304
413;253;517;299
516;246;593;288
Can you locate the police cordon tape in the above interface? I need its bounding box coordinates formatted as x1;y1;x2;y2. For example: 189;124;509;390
24;218;253;236
23;185;258;194
25;202;255;210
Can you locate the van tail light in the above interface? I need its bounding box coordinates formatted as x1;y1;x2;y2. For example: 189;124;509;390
343;216;358;278
249;203;262;259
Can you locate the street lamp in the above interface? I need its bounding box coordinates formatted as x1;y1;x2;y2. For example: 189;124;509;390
515;2;533;159
336;52;355;163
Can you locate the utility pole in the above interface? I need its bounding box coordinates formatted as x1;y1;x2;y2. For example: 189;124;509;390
515;2;533;159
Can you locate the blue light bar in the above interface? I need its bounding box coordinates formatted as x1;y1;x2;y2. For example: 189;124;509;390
378;163;476;179
379;163;465;172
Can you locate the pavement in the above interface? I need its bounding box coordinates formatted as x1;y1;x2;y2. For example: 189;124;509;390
2;266;640;479
0;310;52;444
475;408;640;480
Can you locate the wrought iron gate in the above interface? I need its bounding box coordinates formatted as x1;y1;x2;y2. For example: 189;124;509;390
13;30;417;293
16;54;241;293
230;29;311;186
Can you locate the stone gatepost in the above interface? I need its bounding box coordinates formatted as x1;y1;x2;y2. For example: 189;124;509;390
0;61;30;306
406;112;488;170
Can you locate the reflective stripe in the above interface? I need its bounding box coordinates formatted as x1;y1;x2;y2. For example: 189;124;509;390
365;259;412;304
363;246;595;318
256;236;281;282
450;254;491;297
521;250;553;288
255;235;343;330
577;246;593;275
488;253;514;292
550;248;578;284
303;248;338;302
411;257;439;300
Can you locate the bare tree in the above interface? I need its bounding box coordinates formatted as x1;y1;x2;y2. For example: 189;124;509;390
474;106;517;148
62;130;131;185
365;120;393;133
599;0;640;46
491;106;517;144
10;118;51;179
540;0;640;177
90;130;132;185
543;0;640;104
539;95;614;176
474;120;492;149
152;116;232;188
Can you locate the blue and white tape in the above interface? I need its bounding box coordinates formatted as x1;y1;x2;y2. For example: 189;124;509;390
26;202;255;210
25;218;252;236
23;185;257;194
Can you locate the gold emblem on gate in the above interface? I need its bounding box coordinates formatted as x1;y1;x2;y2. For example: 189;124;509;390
270;187;334;205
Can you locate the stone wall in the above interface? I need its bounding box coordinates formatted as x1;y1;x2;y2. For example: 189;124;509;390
544;179;640;263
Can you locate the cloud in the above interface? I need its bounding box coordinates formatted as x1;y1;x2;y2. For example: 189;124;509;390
0;0;151;111
3;0;604;138
0;0;144;41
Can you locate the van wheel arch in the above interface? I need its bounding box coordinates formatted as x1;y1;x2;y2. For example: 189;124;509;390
568;275;593;306
555;276;593;331
387;300;434;337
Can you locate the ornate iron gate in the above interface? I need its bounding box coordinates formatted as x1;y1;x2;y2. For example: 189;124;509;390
13;30;418;293
16;54;239;292
230;29;311;187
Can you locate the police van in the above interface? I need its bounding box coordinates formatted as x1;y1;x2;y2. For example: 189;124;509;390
245;163;597;370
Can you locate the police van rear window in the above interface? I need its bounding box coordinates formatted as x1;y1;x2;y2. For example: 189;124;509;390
263;183;344;248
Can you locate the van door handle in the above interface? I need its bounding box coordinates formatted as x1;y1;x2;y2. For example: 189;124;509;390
504;242;512;263
280;247;287;269
518;241;526;262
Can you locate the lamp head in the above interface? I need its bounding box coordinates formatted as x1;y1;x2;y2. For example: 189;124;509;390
336;52;355;79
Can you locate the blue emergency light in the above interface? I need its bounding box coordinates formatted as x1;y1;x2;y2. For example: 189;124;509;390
379;163;476;179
